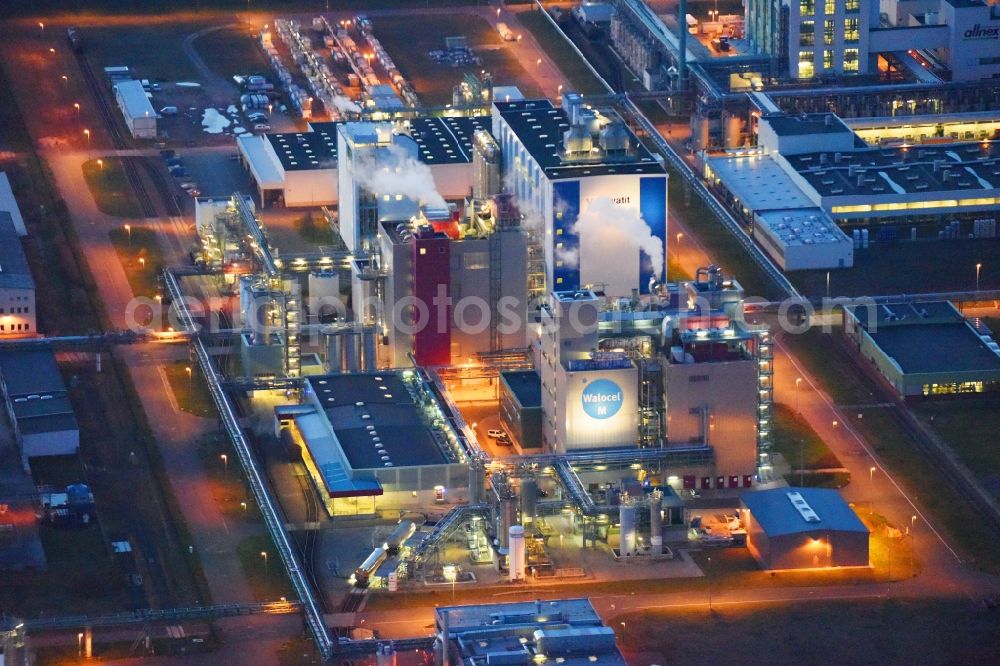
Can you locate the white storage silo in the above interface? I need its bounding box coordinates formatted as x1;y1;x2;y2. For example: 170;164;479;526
648;490;663;555
508;525;526;582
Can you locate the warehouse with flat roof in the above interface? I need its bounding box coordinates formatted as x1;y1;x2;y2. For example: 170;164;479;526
741;487;869;570
0;350;79;462
0;215;36;336
844;301;1000;397
277;371;469;515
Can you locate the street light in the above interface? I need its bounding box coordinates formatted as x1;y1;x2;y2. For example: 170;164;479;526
241;501;247;513
124;223;131;246
220;453;228;476
97;158;104;171
138;256;146;269
536;58;542;67
185;365;192;386
911;515;917;529
39;21;45;31
83;128;90;146
74;102;80;117
795;377;802;413
676;232;684;245
976;262;982;291
260;551;269;598
869;466;877;514
77;632;83;657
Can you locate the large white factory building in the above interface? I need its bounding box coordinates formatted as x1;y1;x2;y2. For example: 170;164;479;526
492;96;668;298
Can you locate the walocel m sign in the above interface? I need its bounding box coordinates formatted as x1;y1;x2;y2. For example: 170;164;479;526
964;23;1000;40
581;379;624;419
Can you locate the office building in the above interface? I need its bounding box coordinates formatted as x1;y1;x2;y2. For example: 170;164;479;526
0;216;36;336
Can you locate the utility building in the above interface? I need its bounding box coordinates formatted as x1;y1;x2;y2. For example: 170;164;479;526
0;215;36;336
741;487;870;570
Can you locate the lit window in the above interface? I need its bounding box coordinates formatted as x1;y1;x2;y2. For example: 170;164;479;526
799;51;815;79
844;17;859;42
800;0;815;15
845;0;859;12
824;19;835;45
824;0;835;14
800;21;815;46
823;49;834;70
844;48;859;72
419;248;427;255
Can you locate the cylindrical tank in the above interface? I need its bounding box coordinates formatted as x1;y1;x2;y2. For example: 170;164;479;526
362;326;378;371
520;478;538;524
724;113;742;149
499;496;516;549
619;502;637;556
648;491;663;555
326;328;344;373
509;525;526;581
344;329;361;372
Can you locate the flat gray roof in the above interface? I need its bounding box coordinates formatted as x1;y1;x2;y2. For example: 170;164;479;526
869;324;1000;374
764;113;854;137
0;350;64;397
706;153;815;211
500;370;541;408
742;487;869;537
266;130;338;172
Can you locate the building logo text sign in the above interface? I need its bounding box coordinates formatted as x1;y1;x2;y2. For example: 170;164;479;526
581;379;624;419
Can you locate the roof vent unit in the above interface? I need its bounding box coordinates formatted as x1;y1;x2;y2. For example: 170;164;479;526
563;124;593;156
598;121;630;154
786;491;821;523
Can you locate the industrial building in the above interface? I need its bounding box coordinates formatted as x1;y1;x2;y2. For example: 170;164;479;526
366;195;528;367
741;488;870;570
492;96;667;296
522;266;772;486
0;216;36;336
843;300;1000;397
113;79;157;139
435;598;627;666
498;370;543;451
703;112;1000;266
0;173;27;236
0;350;80;462
747;0;1000;82
276;371;469;515
236;115;493;209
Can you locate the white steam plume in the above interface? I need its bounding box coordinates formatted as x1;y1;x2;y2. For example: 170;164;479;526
356;143;446;209
574;197;664;298
329;95;361;115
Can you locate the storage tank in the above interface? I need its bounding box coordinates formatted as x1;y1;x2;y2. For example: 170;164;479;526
648;490;663;555
520;478;538;524
362;326;378;371
343;328;361;372
619;500;638;556
325;327;344;373
508;525;526;582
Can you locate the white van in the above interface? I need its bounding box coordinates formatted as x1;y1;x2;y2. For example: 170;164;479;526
159;106;178;115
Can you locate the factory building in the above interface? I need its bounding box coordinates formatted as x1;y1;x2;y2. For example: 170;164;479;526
492;96;667;297
363;195;529;367
537;290;640;453
843;301;1000;397
0;216;36;336
276;372;469;515
0;350;80;463
745;0;1000;81
518;265;772;483
741;488;870;570
237;116;492;210
436;598;627;666
499;370;543;451
704;112;1000;257
112;79;157;139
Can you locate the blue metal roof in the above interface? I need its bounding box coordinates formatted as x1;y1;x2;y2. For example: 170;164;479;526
741;487;869;537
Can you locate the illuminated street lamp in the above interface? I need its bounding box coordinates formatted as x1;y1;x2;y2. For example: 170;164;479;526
83;128;90;146
261;551;269;598
74;102;80;117
220;453;228;476
676;232;684;245
39;21;45;31
536;58;542;67
185;365;192;386
124;223;131;246
77;632;83;657
60;75;67;83
911;515;918;530
97;158;104;171
976;262;983;291
49;47;55;55
241;501;247;513
795;377;802;413
138;256;146;269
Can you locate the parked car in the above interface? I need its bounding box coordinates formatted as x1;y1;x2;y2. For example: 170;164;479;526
252;123;271;133
487;429;504;439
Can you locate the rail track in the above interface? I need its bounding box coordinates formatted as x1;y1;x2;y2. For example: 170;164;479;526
73;50;160;219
